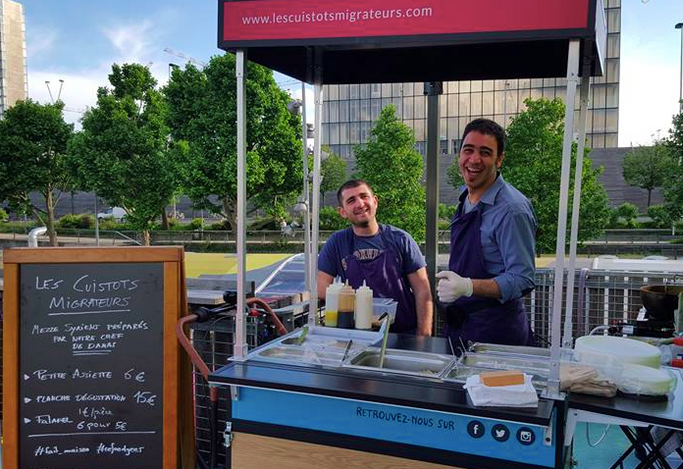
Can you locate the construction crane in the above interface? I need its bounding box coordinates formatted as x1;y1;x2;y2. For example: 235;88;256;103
163;47;208;68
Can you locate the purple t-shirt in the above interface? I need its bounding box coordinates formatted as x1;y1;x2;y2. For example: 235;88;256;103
318;224;426;281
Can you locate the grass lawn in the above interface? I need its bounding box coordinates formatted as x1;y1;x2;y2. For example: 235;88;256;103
184;252;291;278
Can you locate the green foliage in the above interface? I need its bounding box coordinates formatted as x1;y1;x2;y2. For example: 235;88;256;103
353;105;426;241
615;202;639;228
57;213;94;229
248;215;290;230
321;148;347;197
622;142;673;207
446;161;464;191
0;208;8;222
209;220;231;231
503;98;610;252
98;217;123;231
319;206;349;231
67;63;177;245
646;205;672;228
662;108;683;221
189;218;204;230
0;100;74;245
164;55;303;230
438;203;457;221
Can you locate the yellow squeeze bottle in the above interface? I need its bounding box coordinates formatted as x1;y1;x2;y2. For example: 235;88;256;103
325;280;341;327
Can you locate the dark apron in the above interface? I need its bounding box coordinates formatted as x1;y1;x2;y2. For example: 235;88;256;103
344;226;418;333
443;201;531;346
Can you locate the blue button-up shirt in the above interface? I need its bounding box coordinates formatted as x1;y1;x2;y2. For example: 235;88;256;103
459;174;537;303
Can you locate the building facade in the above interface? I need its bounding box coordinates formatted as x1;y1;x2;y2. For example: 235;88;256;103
321;0;620;161
0;0;27;119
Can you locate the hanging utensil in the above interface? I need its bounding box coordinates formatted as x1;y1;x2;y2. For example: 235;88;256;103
448;336;456;356
341;339;353;362
296;325;309;345
378;315;390;368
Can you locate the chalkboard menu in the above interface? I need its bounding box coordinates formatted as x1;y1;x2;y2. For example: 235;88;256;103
3;247;189;469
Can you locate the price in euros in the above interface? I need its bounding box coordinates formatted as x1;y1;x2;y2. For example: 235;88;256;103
123;368;146;382
133;391;157;406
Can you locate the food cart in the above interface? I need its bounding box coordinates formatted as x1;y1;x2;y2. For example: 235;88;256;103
202;1;682;467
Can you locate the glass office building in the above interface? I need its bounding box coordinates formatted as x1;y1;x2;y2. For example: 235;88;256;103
322;0;620;160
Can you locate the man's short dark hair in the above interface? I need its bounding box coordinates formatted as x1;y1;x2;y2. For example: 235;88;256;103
337;179;374;206
461;118;505;156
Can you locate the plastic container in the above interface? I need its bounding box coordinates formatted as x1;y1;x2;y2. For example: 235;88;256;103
324;280;343;327
616;364;675;396
355;281;373;330
337;282;355;329
575;335;662;368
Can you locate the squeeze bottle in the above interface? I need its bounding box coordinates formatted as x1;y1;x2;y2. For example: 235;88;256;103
355;281;373;330
324;280;342;327
337;281;356;329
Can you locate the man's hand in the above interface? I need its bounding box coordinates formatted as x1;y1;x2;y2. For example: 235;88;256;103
436;271;473;303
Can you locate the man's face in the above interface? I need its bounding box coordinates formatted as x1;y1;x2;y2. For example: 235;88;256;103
337;183;378;228
459;131;504;193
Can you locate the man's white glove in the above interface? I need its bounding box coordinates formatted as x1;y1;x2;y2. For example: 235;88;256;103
436;271;473;303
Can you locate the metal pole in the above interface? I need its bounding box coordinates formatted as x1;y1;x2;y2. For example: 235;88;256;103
424;82;442;320
548;39;580;398
677;23;683;111
234;49;248;360
94;196;100;246
562;73;591;348
309;49;323;327
302;81;311;295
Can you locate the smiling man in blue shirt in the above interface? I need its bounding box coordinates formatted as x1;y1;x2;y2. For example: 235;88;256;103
436;118;537;347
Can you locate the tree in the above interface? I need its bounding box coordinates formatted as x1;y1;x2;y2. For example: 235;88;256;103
67;63;177;245
354;105;426;241
498;98;610;253
622;142;673;207
446;158;464;192
663;108;683;221
0;100;74;245
164;55;303;231
320;147;347;200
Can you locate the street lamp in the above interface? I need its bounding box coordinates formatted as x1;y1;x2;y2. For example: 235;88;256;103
676;23;683;111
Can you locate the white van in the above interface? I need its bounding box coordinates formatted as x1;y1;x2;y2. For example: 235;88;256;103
97;207;126;221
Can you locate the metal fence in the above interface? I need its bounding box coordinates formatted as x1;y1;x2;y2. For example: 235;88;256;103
525;268;683;345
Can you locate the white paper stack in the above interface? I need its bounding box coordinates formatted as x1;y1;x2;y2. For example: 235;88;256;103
464;374;539;408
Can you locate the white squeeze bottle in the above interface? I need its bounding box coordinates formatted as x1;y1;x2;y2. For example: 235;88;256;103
355;281;373;330
325;280;342;327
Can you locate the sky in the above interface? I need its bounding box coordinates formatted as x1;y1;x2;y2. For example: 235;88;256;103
17;0;683;147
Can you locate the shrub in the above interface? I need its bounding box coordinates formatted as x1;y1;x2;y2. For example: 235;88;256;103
0;208;8;222
647;205;672;228
613;203;639;229
439;203;457;221
98;217;122;231
319;206;348;231
189;218;203;230
248;216;291;230
209;219;231;231
57;213;93;229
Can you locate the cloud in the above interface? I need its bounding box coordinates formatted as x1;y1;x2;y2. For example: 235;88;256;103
619;47;680;147
26;25;58;59
28;70;106;128
26;13;183;128
102;19;156;64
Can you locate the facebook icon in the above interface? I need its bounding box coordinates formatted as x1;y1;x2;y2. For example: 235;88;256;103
467;420;485;439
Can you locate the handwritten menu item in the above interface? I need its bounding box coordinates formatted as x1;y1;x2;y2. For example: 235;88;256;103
19;263;163;468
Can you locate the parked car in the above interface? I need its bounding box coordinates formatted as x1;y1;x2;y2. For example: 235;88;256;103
97;207;126;221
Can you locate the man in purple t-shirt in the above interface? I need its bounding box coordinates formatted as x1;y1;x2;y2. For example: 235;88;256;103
317;179;433;336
